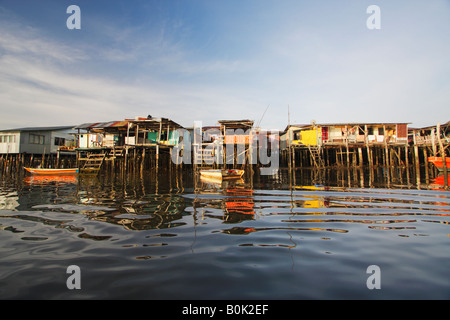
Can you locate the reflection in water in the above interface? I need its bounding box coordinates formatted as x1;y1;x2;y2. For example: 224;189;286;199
24;175;78;185
2;168;448;235
1;168;448;237
0;167;449;299
430;174;450;191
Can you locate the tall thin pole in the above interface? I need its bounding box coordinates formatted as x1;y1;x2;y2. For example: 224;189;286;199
437;123;448;189
287;105;292;189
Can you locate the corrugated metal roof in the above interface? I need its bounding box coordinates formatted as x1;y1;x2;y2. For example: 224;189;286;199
283;122;411;133
0;125;75;132
218;119;254;130
128;118;184;129
74;123;100;129
74;121;129;129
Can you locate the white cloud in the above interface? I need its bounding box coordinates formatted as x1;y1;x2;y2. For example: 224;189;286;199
0;28;259;129
0;1;449;131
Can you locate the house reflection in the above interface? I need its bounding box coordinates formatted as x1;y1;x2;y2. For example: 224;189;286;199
2;167;447;235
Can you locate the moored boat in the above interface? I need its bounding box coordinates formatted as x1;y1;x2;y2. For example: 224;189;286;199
199;169;244;180
428;157;450;171
24;167;79;175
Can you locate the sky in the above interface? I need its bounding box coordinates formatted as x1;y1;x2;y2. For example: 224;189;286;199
0;0;449;131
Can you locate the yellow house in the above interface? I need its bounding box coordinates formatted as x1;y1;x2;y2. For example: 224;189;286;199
294;127;320;146
280;124;320;149
280;122;409;150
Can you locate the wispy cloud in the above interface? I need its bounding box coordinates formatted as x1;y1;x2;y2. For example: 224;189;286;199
0;1;449;131
0;14;258;129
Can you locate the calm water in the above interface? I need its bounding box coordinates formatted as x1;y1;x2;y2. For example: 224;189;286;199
0;168;449;300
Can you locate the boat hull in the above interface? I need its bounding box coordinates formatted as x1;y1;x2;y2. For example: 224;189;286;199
199;169;244;180
428;157;450;171
24;167;79;175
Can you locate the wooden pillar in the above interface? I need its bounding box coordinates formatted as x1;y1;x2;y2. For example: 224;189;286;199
437;123;448;189
156;144;159;175
141;148;145;176
223;125;227;168
404;145;410;186
431;128;437;156
389;147;395;167
352;149;357;167
414;145;420;176
358;147;363;167
335;147;339;167
56;150;60;168
404;145;409;167
345;125;350;166
365;125;373;169
423;147;429;182
292;147;296;187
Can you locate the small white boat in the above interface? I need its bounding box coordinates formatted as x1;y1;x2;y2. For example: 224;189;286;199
199;169;244;180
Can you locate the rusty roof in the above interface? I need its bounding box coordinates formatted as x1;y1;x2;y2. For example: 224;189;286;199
74;121;130;130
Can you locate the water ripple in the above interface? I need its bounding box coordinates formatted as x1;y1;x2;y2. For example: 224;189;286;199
0;170;449;299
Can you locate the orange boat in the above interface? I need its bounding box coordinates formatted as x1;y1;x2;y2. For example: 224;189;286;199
24;167;79;175
428;157;450;171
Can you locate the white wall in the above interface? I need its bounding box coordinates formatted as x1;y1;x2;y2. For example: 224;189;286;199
0;132;20;153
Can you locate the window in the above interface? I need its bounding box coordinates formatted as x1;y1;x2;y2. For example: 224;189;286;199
30;133;45;144
0;135;16;143
368;127;374;135
378;127;384;135
358;127;365;135
54;137;65;146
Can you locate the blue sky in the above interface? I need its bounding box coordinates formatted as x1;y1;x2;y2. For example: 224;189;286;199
0;0;449;130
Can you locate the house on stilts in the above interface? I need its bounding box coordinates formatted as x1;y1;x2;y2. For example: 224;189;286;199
280;122;410;168
74;116;184;174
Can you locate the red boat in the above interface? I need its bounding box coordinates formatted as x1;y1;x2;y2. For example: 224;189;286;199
428;157;450;171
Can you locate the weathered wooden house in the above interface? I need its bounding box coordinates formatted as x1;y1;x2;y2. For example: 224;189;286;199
74;116;185;174
75;121;129;149
281;122;409;149
125;116;184;147
409;121;449;148
219;119;254;167
219;120;254;145
281;122;410;168
75;116;184;150
408;121;449;176
0;126;76;155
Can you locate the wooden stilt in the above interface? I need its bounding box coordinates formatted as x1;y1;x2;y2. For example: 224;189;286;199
437;123;448;189
358;147;363;167
423;147;429;182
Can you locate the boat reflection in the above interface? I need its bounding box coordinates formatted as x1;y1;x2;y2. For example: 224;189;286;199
194;175;255;223
24;175;78;185
429;174;450;191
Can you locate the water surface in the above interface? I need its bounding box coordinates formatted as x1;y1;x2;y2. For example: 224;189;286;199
0;168;449;299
